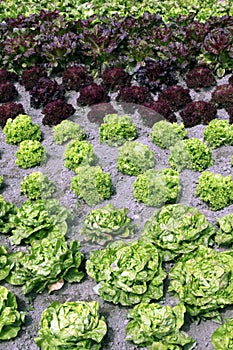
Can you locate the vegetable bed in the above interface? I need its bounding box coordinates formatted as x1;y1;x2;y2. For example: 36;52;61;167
0;5;233;350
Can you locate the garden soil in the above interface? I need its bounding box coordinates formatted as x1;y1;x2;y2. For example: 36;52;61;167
0;73;233;350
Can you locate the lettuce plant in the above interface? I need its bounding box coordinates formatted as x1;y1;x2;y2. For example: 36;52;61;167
180;101;217;127
185;65;216;90
169;245;233;320
62;65;93;91
102;67;131;92
19;66;48;91
77;83;110;106
116;85;152;104
195;171;233;210
71;165;112;206
0;102;25;128
9;199;71;245
64;140;97;171
212;318;233;350
133;168;181;207
136;58;178;92
42;99;76;126
150;121;187;149
80;204;135;244
0;68;17;84
169;138;213;172
35;300;107;350
99;114;137;146
29;78;66;108
211;84;233;109
20;172;56;200
86;239;166;306
0;81;18;103
117;141;155;175
0;195;16;234
158;85;192;111
15;140;47;168
3;114;42;144
7;237;84;294
53;120;85;145
142;204;215;261
215;214;233;246
0;286;25;340
203;119;233;148
126;302;196;349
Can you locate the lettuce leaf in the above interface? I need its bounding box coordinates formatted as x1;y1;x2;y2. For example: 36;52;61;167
0;286;25;340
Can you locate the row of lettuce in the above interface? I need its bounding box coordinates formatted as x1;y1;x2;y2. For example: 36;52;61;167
1;65;233;129
1;113;233;209
0;0;232;23
0;10;232;76
1;194;233;348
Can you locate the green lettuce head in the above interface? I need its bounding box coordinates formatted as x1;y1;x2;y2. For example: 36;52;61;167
169;245;233;321
35;300;107;350
126;302;196;349
86;239;166;306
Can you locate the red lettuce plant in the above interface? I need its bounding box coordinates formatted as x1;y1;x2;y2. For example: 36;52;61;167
180;101;217;127
136;59;178;92
185;66;216;90
87;103;117;125
158;85;192;111
139;101;176;127
0;82;18;103
29;78;66;108
0;68;18;84
102;67;131;92
0;102;25;128
116;85;152;104
62;65;93;91
211;84;233;109
77;83;110;106
42;99;75;126
20;66;48;91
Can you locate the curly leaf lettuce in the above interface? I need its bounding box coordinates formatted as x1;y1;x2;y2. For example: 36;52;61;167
142;204;215;261
126;302;196;349
20;172;56;200
99;114;137;146
133;168;181;207
71;165;112;206
195;171;233;211
117;141;155;175
169;245;233;320
86;239;166;306
80;204;135;244
35;300;107;350
7;237;84;294
151;121;187;149
0;286;25;340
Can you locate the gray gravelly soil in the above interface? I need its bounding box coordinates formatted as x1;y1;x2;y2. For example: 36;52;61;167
0;73;233;350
